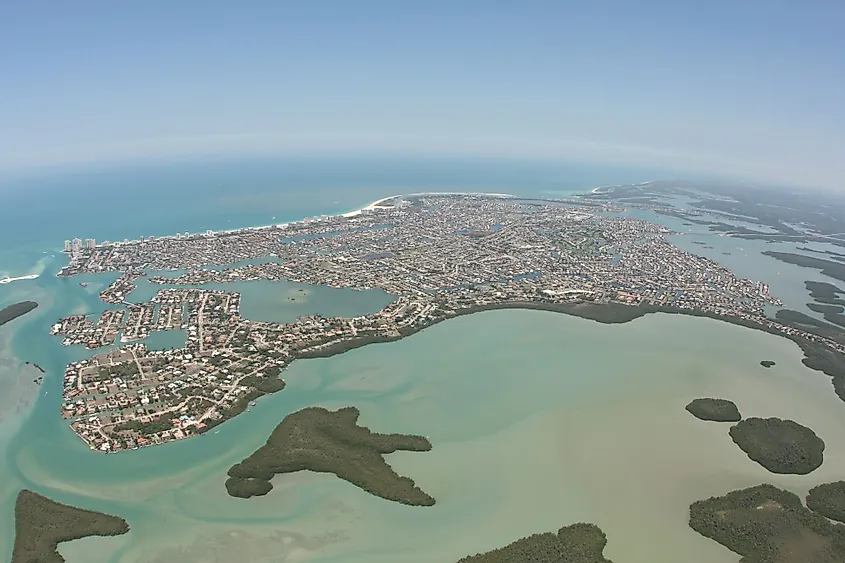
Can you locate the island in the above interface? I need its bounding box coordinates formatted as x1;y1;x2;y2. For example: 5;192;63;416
49;193;845;452
689;484;845;563
456;523;613;563
807;482;845;524
760;360;776;368
728;417;825;474
807;303;845;315
0;301;38;327
225;406;435;506
685;398;741;422
806;281;845;306
12;489;129;563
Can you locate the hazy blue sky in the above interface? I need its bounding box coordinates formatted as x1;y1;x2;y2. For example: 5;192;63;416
1;1;843;188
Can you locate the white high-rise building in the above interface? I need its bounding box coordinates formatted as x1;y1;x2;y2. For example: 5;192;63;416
71;238;83;252
63;240;72;252
85;238;96;250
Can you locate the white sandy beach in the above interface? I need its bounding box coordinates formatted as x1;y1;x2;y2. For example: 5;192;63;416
0;274;39;284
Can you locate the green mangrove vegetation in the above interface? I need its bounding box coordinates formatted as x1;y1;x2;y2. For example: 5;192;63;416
760;360;776;368
226;406;435;506
807;303;845;315
775;309;845;334
685;398;741;422
763;252;845;283
807;482;845;524
689;484;845;563
456;523;613;563
806;281;845;306
12;489;130;563
0;301;38;327
729;417;825;475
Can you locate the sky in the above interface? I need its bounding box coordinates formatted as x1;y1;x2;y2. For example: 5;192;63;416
1;0;843;189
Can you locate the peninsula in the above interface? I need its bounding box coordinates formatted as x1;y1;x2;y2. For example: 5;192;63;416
729;417;825;474
0;301;38;327
689;484;845;563
456;522;613;563
685;398;741;422
50;193;845;453
12;489;129;563
226;406;434;506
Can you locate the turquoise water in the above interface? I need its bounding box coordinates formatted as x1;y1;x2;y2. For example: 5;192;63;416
1;157;843;562
127;277;395;325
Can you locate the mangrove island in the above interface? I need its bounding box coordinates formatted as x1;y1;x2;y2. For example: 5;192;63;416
685;398;741;422
807;482;845;524
729;417;825;474
0;301;38;327
806;281;845;306
689;484;845;563
225;406;435;506
12;489;129;563
760;360;776;368
456;522;613;563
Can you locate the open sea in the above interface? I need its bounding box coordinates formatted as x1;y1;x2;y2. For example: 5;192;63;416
2;155;845;563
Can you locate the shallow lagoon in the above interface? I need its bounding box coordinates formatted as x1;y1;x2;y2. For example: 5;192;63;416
7;309;845;563
128;276;395;325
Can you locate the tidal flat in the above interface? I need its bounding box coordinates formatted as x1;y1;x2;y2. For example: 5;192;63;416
10;310;845;563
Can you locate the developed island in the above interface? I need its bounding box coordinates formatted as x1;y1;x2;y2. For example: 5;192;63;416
729;417;825;474
456;523;613;563
12;489;130;563
0;301;38;327
807;482;845;524
225;406;435;506
685;398;741;422
50;193;845;452
689;484;845;563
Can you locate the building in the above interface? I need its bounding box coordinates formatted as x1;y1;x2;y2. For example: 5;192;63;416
64;240;72;252
72;238;83;252
85;238;96;250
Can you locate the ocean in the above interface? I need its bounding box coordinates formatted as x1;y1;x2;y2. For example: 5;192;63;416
1;155;844;563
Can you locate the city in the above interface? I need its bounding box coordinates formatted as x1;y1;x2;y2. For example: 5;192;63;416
53;193;842;453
